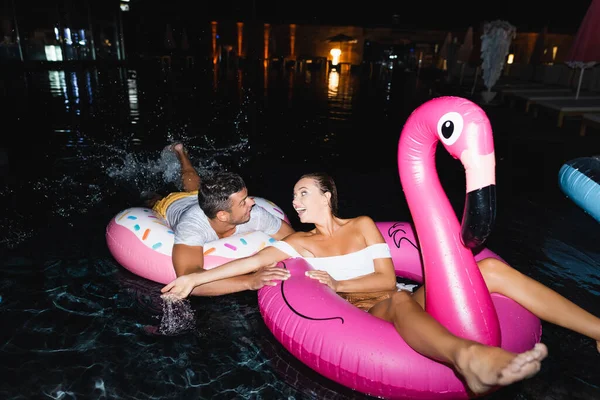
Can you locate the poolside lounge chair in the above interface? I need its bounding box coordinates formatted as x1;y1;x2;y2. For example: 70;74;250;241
579;113;600;136
531;98;600;127
510;90;600;113
495;64;575;101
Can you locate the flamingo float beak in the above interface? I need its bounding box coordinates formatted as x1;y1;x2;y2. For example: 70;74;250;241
460;184;496;249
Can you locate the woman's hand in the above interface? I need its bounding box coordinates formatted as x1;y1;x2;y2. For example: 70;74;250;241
305;270;339;291
246;263;291;290
160;274;198;299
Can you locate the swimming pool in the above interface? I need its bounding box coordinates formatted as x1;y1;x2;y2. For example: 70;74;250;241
1;61;599;399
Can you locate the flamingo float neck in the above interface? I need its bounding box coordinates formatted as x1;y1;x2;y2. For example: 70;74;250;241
398;96;500;346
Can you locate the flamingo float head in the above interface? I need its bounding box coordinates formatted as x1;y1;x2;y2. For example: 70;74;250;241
400;96;497;249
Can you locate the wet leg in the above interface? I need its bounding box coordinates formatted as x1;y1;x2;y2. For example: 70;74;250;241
369;291;547;395
170;143;201;191
478;257;600;352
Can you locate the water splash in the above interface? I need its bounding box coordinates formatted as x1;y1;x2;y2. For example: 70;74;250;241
0;85;257;251
157;294;196;336
0;218;34;249
104;147;188;193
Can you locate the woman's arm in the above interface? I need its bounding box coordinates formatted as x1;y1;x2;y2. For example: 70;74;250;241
188;265;292;296
161;245;291;297
335;256;397;292
308;216;397;293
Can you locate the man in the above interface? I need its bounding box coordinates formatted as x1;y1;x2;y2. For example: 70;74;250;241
149;143;295;295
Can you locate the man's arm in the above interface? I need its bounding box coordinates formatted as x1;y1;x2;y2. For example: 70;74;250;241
171;244;259;296
272;220;295;240
169;244;290;297
172;215;294;276
172;244;205;277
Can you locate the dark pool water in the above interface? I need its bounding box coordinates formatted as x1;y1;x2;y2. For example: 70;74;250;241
1;60;599;399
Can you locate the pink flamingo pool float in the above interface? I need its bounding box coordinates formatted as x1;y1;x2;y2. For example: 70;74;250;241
257;97;543;399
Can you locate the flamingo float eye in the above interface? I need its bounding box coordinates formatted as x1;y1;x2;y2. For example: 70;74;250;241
437;112;464;146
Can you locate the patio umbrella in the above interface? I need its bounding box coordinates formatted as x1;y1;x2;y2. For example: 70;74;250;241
437;32;452;69
456;27;473;63
456;27;473;84
479;19;516;100
325;33;357;65
325;33;358;44
566;0;600;99
529;25;548;65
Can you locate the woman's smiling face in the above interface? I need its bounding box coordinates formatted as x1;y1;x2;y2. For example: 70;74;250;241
292;177;329;223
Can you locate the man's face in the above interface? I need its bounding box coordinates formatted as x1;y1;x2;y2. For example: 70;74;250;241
227;188;255;225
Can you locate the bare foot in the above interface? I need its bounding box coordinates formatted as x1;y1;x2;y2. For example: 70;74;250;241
165;142;200;191
164;142;187;159
455;342;548;395
172;142;185;155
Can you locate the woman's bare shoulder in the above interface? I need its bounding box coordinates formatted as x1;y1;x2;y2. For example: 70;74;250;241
284;230;317;245
283;231;315;257
288;229;315;238
348;215;376;227
347;216;382;241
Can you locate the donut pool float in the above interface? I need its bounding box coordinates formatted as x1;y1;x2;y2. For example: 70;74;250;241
106;196;289;284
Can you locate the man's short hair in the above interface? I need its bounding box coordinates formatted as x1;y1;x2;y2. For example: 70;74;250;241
198;172;246;218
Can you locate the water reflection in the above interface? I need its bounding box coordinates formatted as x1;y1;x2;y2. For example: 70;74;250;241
48;70;67;99
127;70;140;124
47;69;96;115
70;71;80;115
54;128;86;149
263;59;268;89
85;70;94;104
327;69;353;123
327;70;339;97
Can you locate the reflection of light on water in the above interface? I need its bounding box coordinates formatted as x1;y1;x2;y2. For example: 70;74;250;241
127;70;139;124
48;70;83;113
327;70;339;97
326;69;353;122
263;59;269;88
48;70;70;112
54;128;87;148
48;70;67;98
85;70;93;103
70;72;80;114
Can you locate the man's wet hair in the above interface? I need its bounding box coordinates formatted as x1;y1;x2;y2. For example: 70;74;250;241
198;172;246;218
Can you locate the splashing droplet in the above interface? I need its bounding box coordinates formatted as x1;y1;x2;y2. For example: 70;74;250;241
157;294;196;335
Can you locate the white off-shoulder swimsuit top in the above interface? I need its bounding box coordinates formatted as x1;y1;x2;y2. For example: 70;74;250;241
271;241;391;281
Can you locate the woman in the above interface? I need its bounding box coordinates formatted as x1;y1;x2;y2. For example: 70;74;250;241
162;172;600;394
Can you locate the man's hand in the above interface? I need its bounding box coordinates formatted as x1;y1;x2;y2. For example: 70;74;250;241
246;263;290;290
